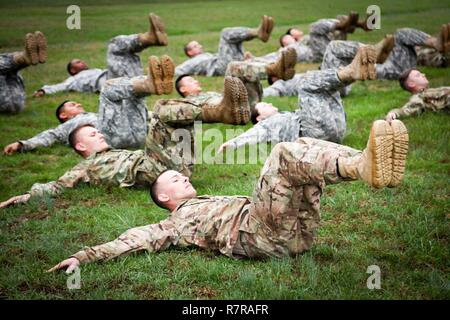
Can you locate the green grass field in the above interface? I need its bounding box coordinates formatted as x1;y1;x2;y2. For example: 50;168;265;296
0;0;449;299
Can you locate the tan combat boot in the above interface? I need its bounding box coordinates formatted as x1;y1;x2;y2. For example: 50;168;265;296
388;120;409;187
372;34;395;64
436;23;450;55
356;15;372;32
132;56;167;95
338;120;394;188
337;46;377;82
335;11;359;34
265;47;297;81
201;77;250;125
159;55;175;94
35;31;47;63
138;13;168;46
258;15;274;42
13;33;39;66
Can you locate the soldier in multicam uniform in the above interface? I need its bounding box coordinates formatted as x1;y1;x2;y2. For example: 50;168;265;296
385;68;449;122
47;119;409;271
32;13;168;97
174;15;274;77
0;72;252;209
320;23;450;95
0;31;47;113
219;45;380;151
246;12;370;65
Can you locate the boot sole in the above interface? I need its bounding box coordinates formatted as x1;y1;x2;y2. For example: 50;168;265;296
369;120;393;188
160;55;174;94
356;46;377;80
35;31;47;64
148;56;164;94
235;78;250;124
282;48;297;80
25;33;38;65
376;34;394;64
149;13;168;46
222;77;242;124
440;23;450;55
388;120;409;187
259;15;270;42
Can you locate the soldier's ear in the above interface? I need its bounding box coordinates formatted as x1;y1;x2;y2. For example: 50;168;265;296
75;142;87;153
157;193;170;204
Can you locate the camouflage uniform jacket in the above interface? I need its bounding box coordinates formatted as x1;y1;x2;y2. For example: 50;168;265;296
18;112;98;151
389;87;450;118
226;112;302;149
40;68;107;94
71;196;255;263
28;148;167;198
175;53;217;77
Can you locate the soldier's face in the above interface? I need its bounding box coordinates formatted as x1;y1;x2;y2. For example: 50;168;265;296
62;101;85;120
407;70;429;92
187;41;203;57
75;126;109;157
281;35;296;47
255;102;278;122
70;59;88;75
180;76;202;96
156;170;197;205
289;28;303;41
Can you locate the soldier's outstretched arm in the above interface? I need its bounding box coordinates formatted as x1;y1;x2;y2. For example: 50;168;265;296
0;194;31;209
48;220;179;271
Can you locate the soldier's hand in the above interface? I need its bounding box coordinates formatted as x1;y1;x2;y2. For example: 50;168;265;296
217;142;231;154
47;257;80;273
0;194;31;209
3;142;21;155
386;112;397;124
32;90;45;97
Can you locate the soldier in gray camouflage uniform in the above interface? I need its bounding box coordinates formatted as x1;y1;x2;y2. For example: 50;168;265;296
248;12;367;65
47;120;409;271
0;31;47;113
33;13;168;97
321;25;450;83
174;15;274;77
220;46;380;146
385;68;449;122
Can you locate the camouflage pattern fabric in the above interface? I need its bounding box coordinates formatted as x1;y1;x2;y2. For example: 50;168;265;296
0;53;26;113
18;112;98;151
263;69;346;143
68;137;362;263
388;87;450;118
321;28;431;80
40;34;145;94
416;47;448;68
175;27;256;76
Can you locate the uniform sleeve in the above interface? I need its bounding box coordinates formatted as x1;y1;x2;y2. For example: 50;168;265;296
71;220;179;263
263;79;298;97
18;123;70;152
226;122;271;149
29;160;91;198
40;77;75;95
388;95;425;119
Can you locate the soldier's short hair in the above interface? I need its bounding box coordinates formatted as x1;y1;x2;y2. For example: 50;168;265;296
150;171;170;209
250;107;259;125
286;28;294;35
175;74;190;97
184;42;192;57
68;124;95;156
56;100;70;123
67;60;76;76
398;68;415;92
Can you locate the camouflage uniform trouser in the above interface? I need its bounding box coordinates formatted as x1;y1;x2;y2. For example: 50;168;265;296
106;34;146;79
321;28;431;80
296;69;347;143
254;18;344;64
0;53;26;113
416;47;447;68
240;137;360;258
